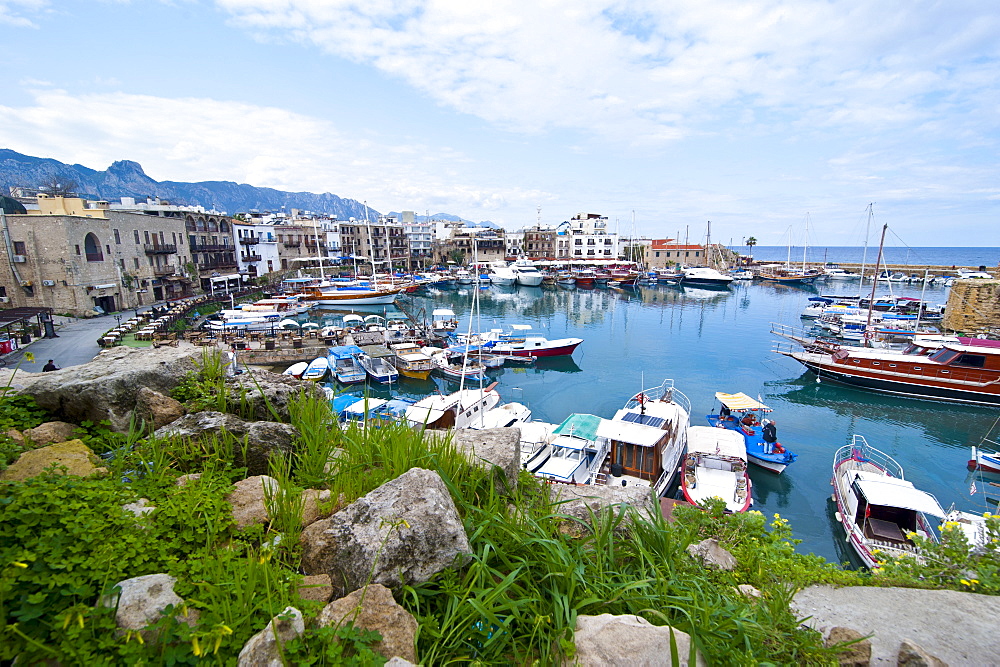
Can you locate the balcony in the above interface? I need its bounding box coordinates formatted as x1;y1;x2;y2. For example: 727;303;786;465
190;243;232;252
199;260;237;270
153;264;176;277
283;240;301;248
241;254;262;262
144;243;177;255
239;236;260;245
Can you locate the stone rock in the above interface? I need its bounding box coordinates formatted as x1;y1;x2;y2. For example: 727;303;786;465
301;488;336;526
450;427;520;492
825;626;872;667
324;448;346;475
175;473;202;487
317;584;418;662
0;440;106;481
793;585;1000;665
736;584;762;599
383;659;417;667
98;573;197;637
227;370;326;423
134;387;185;431
686;538;737;571
570;613;704;666
23;421;79;445
154;412;299;476
122;497;156;518
10;344;201;433
5;428;25;445
300;467;471;596
549;483;654;529
898;640;946;667
237;606;304;667
226;475;278;529
297;574;334;604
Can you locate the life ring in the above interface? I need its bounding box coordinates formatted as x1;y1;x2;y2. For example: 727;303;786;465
636;393;648;405
773;443;785;454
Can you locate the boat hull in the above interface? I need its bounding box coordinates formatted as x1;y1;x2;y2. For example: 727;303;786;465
969;447;1000;473
494;340;582;357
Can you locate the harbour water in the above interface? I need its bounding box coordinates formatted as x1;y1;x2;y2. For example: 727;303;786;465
308;278;998;566
745;245;1000;269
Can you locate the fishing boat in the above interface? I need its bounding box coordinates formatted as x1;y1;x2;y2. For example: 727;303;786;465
332;395;417;427
428;349;487;382
609;268;639;285
682;426;752;513
301;356;330;382
729;269;754;280
454;269;474;284
555;272;576;285
432;308;459;332
832;435;946;568
468;402;533;429
486;333;583;358
282;361;308;378
512;259;544;286
968;445;1000;474
327;345;367;385
404;383;502;429
355;350;399;384
295;283;403;305
389;342;434;380
706;392;797;473
572;269;596;286
679;266;734;286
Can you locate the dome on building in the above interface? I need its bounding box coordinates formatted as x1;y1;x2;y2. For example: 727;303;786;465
0;196;27;215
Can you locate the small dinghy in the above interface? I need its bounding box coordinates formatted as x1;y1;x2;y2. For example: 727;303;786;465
282;361;308;378
301;356;330;381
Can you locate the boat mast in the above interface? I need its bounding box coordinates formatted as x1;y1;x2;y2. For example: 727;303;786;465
858;203;872;294
864;222;889;346
802;213;809;274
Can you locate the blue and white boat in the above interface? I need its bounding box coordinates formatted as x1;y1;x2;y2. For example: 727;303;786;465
356;350;399;384
332;394;416;426
327;345;367;385
706;392;797;474
301;356;330;382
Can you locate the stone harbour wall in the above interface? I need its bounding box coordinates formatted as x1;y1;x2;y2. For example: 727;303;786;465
943;279;1000;333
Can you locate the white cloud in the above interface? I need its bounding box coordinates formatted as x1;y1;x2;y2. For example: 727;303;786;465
0;0;47;27
0;87;547;218
215;0;1000;149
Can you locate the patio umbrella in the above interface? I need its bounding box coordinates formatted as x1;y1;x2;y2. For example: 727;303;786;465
279;319;300;329
301;322;320;329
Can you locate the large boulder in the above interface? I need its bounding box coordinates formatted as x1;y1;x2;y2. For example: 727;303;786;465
300;468;471;596
0;439;106;481
450;427;520;492
226;475;278;529
549;483;654;529
153;412;298;476
226;370;326;422
98;573;197;638
793;585;1000;664
317;584;418;662
569;614;704;666
686;538;737;571
237;606;304;667
5;344;200;432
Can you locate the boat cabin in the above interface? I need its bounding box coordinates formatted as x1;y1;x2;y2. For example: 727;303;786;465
844;471;943;547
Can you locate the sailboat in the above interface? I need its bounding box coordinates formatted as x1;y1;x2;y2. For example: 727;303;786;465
757;216;820;285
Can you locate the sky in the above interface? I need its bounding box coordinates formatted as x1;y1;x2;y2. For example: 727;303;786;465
1;0;998;247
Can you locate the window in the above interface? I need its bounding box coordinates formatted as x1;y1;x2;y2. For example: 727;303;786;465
114;229;121;244
160;231;165;244
75;245;81;255
955;354;986;368
13;241;25;255
144;230;150;244
655;251;660;257
133;257;139;269
134;230;140;244
84;233;103;262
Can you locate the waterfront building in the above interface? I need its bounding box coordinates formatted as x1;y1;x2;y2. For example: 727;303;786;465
434;226;507;266
339;214;407;273
648;240;704;269
401;211;433;270
0;194;198;315
557;213;620;261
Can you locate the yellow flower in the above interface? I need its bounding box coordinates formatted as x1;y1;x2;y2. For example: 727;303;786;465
192;636;203;657
12;561;27;568
25;352;34;363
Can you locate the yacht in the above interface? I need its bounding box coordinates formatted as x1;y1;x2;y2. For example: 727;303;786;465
511;259;544;286
488;262;517;286
679;266;734;286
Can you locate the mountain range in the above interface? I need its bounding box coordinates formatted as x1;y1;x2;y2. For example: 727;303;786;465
0;149;495;227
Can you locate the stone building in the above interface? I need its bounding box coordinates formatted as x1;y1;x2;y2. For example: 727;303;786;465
339;215;408;273
0;195;195;315
943;279;1000;334
433;227;506;266
648;241;704;269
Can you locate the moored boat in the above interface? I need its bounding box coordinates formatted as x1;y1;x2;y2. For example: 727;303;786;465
327;345;367;384
832;435;946;568
282;361;308;378
512;259;544;286
706;392;797;473
487;334;583;358
968;445;1000;474
389;342;434;380
682;426;752;513
356;350;399;384
301;356;330;382
680;266;734;286
404;383;502;429
432;308;459;332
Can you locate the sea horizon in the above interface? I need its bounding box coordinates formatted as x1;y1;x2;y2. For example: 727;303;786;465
737;245;1000;269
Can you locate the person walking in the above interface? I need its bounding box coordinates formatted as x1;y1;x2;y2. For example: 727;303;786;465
42;359;59;372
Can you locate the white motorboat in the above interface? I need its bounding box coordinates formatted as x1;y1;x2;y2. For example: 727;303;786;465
488;262;517;286
519;421;556;468
533;413;608;485
832;435;945;568
455;269;475;284
682;426;752;513
680;266;734;286
824;268;858;280
432;308;459;332
405;384;502;429
356;351;399;384
511;259;544;286
301;356;330;382
327;345;367;384
468;402;533;429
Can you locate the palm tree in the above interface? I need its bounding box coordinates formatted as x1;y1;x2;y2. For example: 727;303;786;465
744;236;757;267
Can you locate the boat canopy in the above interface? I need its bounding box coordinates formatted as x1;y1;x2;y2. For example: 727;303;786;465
345;398;388;415
329;345;365;359
687;426;747;459
596;419;664;448
432;308;456;317
851;472;945;518
715;392;771;412
553;413;602;441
